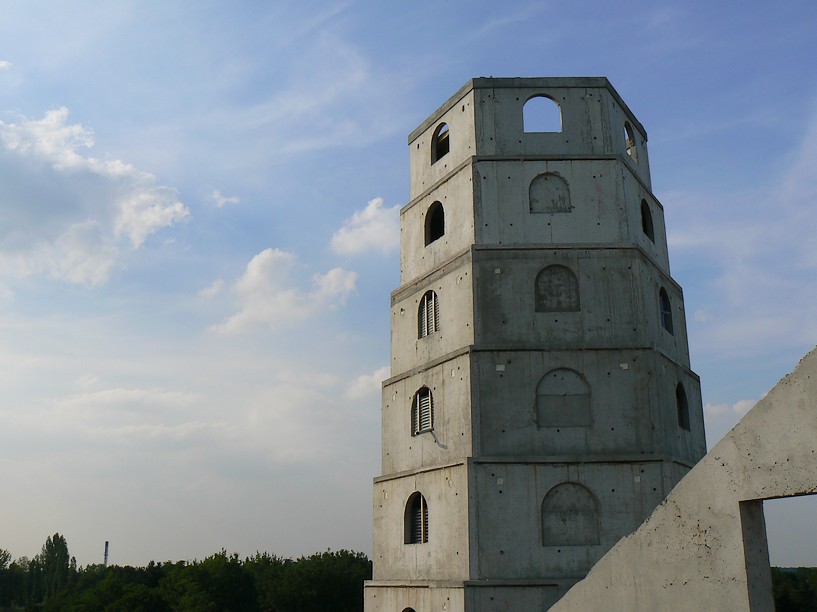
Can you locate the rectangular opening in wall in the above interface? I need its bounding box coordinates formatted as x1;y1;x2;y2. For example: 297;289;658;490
763;495;817;611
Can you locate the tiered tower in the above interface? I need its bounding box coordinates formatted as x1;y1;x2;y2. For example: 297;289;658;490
364;77;706;611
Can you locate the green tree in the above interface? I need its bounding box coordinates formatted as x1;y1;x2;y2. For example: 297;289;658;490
38;532;76;603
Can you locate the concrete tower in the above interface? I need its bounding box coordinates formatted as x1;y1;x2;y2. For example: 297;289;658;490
364;77;706;611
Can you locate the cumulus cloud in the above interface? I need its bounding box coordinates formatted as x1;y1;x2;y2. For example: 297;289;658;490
0;108;189;284
345;366;389;400
210;248;356;334
199;278;224;298
0;60;11;70
330;197;400;255
704;399;756;419
212;189;240;208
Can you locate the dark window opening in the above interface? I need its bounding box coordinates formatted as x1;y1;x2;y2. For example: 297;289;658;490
418;290;440;338
523;95;562;133
405;492;429;544
431;122;450;164
641;199;655;242
659;288;674;334
676;382;690;430
425;201;445;245
412;387;433;435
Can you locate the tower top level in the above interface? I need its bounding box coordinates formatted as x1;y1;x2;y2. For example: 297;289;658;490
408;77;651;200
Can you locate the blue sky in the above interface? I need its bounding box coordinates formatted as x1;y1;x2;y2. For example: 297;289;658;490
0;1;815;567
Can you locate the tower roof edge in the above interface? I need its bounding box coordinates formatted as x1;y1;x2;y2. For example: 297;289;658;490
408;76;647;144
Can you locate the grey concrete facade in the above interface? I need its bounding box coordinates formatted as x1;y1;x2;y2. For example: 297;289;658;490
550;346;817;611
365;77;706;611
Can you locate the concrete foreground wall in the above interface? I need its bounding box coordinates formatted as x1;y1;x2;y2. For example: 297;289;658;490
551;346;817;611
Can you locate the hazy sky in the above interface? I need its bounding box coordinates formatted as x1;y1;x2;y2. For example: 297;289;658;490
1;1;816;568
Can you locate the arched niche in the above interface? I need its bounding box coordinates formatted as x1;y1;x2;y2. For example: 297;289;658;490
535;265;580;312
542;482;600;546
536;368;592;427
529;173;572;213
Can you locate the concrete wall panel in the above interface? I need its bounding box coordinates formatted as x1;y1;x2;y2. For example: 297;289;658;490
382;354;473;474
372;464;470;581
551;346;817;611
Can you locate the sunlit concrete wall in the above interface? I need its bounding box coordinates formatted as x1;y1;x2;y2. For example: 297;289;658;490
552;346;817;612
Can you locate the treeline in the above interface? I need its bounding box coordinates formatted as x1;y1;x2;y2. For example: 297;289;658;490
0;533;371;611
772;567;817;611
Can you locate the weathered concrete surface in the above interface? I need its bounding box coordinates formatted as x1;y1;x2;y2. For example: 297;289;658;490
551;347;817;611
366;77;706;610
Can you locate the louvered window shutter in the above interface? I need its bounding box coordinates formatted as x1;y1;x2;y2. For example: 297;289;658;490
432;292;439;333
422;496;429;542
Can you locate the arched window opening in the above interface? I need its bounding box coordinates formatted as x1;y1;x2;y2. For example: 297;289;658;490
529;173;572;213
536;369;592;427
535;265;580;312
523;95;562;133
402;609;417;612
412;387;433;435
659;288;674;335
418;290;440;338
542;483;599;545
431;122;450;164
624;121;638;161
424;201;445;245
405;492;429;544
641;199;655;242
676;383;690;430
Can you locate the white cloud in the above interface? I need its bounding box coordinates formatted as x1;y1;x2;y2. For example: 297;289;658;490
0;108;189;284
0;60;11;70
114;188;189;248
704;399;756;419
212;189;240;208
199;278;224;298
210;248;357;334
331;197;400;255
345;366;389;400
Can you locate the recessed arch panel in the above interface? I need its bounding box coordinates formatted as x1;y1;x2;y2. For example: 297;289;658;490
535;265;580;312
536;368;592;427
529;173;572;213
542;483;600;546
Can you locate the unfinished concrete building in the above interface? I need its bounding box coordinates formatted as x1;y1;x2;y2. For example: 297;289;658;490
364;77;707;611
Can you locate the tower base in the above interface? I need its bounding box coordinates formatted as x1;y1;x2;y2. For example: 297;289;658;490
365;579;575;611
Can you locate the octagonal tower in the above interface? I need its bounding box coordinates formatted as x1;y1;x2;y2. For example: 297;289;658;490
364;77;706;611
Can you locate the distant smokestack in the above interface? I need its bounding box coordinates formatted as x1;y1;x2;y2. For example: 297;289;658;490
104;541;109;567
